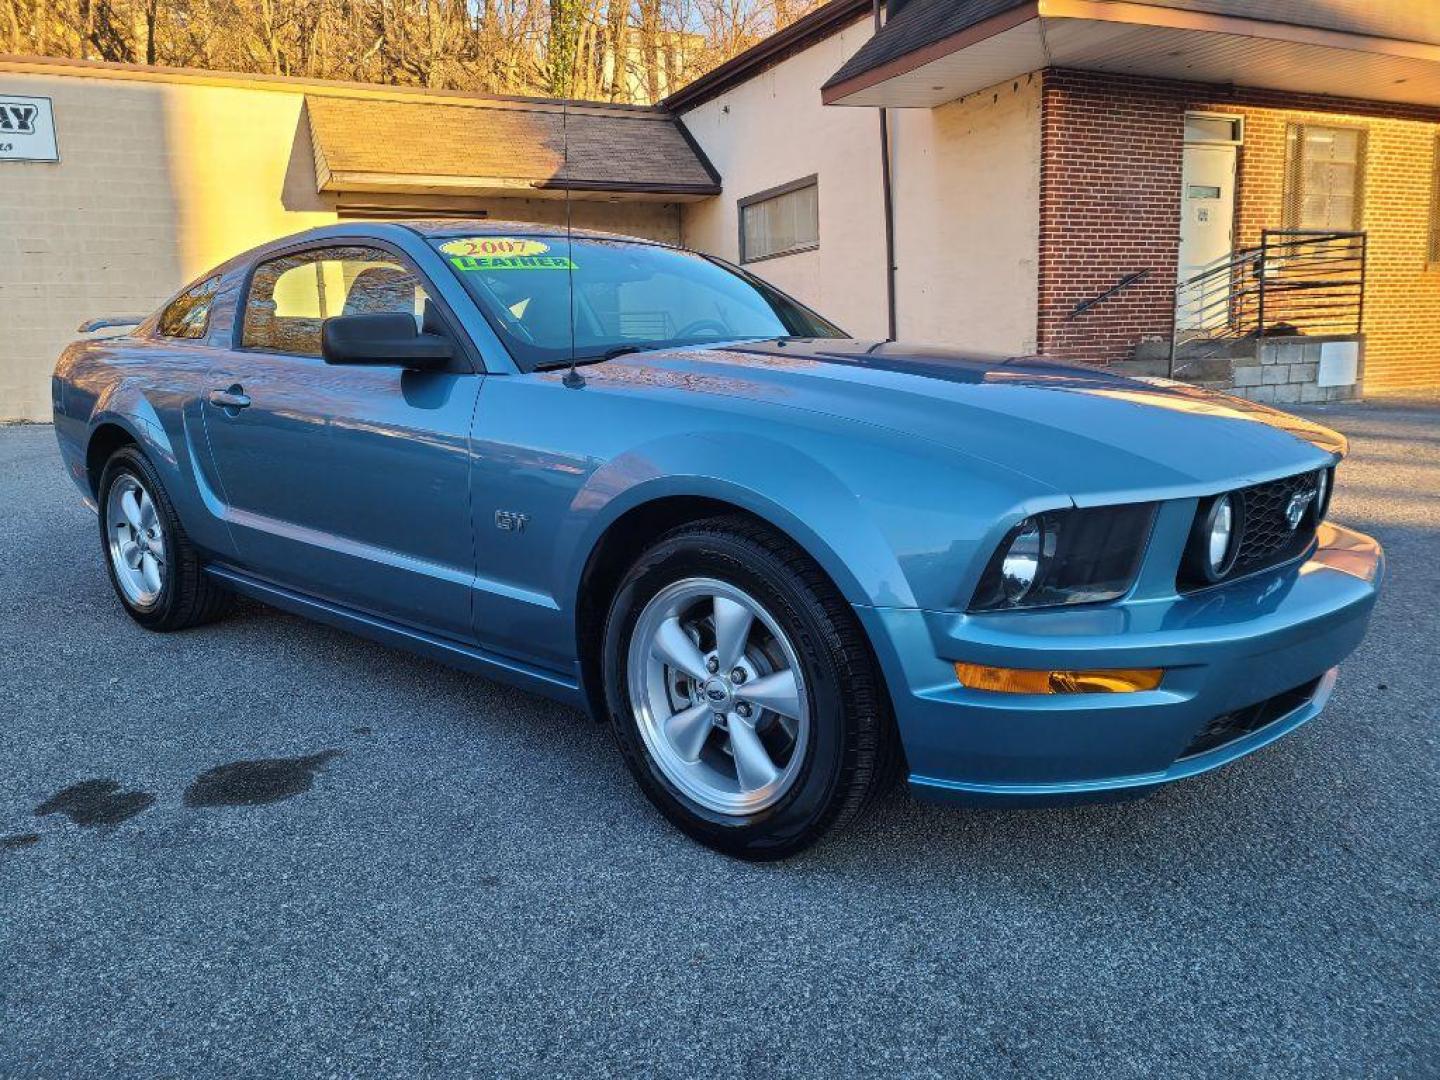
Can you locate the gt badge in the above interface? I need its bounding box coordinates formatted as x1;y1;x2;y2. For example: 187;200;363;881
495;510;529;533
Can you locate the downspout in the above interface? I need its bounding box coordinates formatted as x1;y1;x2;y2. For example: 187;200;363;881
874;0;898;341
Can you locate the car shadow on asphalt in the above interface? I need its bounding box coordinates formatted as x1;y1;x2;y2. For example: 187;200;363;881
74;590;1371;885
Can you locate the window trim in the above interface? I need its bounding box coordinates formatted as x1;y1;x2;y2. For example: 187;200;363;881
1283;121;1368;232
233;236;479;373
737;174;820;265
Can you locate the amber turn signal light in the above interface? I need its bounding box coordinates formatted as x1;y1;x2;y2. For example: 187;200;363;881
954;662;1163;695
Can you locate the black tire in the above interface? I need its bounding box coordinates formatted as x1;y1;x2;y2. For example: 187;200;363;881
97;446;234;631
602;515;898;860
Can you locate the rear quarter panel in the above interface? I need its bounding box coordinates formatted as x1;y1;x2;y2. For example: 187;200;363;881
52;333;237;561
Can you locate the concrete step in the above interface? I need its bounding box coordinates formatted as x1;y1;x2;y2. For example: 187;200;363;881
1112;354;1237;383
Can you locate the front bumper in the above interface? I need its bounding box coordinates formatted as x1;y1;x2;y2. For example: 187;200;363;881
858;522;1384;807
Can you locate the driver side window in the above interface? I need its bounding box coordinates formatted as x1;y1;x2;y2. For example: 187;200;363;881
242;246;430;357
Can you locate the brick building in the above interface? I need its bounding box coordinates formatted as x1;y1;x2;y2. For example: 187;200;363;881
674;0;1440;399
1033;70;1440;396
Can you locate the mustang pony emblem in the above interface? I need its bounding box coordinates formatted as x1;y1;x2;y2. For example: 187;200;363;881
1285;488;1317;530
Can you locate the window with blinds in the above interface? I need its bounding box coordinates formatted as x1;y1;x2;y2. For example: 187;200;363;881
1283;124;1367;231
739;176;819;263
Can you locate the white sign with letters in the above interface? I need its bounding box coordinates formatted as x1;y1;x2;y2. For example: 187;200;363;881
0;95;58;162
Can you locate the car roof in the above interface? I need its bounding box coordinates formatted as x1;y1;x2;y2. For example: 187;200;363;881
209;218;680;285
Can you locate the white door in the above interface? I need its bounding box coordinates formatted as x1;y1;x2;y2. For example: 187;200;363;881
1177;143;1237;330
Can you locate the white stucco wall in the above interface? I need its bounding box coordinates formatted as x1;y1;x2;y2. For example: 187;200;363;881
890;75;1041;353
678;29;1040;353
678;22;890;340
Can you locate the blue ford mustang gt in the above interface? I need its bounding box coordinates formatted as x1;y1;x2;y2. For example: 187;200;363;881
51;221;1384;858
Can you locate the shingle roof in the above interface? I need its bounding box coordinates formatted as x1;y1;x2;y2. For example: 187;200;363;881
401;219;661;241
306;94;719;197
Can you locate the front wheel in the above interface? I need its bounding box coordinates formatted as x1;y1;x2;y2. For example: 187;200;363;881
602;516;896;859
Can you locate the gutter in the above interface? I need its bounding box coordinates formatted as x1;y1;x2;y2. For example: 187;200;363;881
874;0;897;341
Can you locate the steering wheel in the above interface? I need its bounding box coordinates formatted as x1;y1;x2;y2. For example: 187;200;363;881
674;319;731;340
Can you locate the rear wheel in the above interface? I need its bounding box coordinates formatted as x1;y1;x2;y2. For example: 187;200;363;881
98;446;233;631
602;516;895;859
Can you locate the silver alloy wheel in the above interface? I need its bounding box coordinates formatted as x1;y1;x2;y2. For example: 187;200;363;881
106;473;166;609
627;577;810;817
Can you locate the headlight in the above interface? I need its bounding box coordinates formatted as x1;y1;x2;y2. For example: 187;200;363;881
968;503;1157;612
999;517;1047;602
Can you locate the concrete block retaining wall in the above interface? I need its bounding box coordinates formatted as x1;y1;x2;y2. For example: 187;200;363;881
1226;337;1363;405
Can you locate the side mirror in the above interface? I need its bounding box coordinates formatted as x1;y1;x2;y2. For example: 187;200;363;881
321;312;454;370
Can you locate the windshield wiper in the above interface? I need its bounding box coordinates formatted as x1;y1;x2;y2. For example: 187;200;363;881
535;344;646;371
598;344;645;361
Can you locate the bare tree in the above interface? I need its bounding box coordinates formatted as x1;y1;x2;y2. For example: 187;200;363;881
0;0;829;103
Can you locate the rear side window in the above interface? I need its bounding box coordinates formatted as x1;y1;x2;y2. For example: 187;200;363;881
241;245;430;357
158;275;221;340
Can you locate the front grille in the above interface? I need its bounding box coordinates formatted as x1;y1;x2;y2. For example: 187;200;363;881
1231;472;1321;577
1179;469;1326;591
1179;678;1322;759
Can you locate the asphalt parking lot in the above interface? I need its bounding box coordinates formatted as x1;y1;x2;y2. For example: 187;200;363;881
2;400;1437;1078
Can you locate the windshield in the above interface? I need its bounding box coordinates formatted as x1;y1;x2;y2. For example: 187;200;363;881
430;235;845;370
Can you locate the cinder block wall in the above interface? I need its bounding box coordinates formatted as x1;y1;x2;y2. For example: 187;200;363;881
677;27;1042;356
0;65;682;422
1037;69;1440;395
1230;338;1363;406
0;71;334;421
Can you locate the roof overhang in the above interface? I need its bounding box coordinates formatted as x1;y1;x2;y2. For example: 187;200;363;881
306;93;720;202
310;168;719;203
822;0;1440;108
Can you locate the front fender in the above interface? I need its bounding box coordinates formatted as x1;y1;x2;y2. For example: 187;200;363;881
558;431;915;611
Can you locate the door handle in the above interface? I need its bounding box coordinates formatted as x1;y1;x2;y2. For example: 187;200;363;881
209;386;250;410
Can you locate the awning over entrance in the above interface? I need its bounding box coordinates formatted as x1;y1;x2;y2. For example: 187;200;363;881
306;93;720;200
821;0;1440;108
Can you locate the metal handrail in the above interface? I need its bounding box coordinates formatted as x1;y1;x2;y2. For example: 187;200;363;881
1068;268;1152;320
1169;229;1367;376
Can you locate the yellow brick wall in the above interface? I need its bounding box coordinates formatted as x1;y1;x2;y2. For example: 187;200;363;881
1210;96;1440;396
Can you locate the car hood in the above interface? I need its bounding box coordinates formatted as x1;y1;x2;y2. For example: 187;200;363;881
586;339;1345;501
